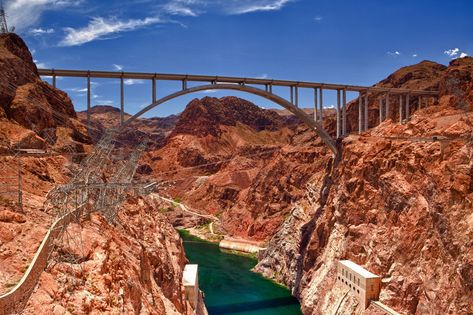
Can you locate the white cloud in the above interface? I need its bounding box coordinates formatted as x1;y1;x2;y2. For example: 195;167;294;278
444;48;459;57
387;51;401;56
59;16;162;46
5;0;82;32
444;48;469;59
412;54;418;58
124;79;145;85
33;59;48;68
30;27;55;35
113;64;124;71
226;0;294;14
163;0;200;16
161;0;294;16
257;73;268;79
314;16;323;21
69;87;88;93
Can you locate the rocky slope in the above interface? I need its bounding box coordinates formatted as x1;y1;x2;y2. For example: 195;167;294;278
255;57;473;314
0;33;193;314
139;96;335;240
77;105;178;150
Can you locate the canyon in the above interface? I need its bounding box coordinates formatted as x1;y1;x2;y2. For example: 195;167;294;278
0;31;472;315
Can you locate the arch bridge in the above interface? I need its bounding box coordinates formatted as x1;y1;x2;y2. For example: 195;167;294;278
38;69;440;156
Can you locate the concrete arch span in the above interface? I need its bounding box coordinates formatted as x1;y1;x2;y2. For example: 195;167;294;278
124;84;338;155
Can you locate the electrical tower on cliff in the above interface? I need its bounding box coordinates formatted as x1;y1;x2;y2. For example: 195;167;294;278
0;1;14;33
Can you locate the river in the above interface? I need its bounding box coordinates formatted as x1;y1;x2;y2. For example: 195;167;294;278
179;230;302;315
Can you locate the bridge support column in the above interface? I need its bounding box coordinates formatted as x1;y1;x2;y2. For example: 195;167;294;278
358;92;363;134
87;73;91;125
386;94;390;120
120;76;124;126
290;86;294;105
405;94;410;121
295;86;299;108
364;90;369;131
152;77;157;103
399;95;403;124
379;98;383;124
319;88;324;122
314;88;318;121
182;79;188;90
336;89;341;138
52;75;56;88
418;96;422;109
342;88;347;135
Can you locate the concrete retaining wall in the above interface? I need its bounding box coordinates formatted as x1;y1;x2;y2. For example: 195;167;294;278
0;207;82;315
219;239;265;254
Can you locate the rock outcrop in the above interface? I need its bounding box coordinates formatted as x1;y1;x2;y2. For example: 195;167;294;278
0;34;193;315
255;58;473;314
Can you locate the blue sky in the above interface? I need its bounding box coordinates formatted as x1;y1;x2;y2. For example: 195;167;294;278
6;0;473;118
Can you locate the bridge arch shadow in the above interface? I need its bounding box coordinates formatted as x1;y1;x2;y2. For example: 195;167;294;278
123;84;338;155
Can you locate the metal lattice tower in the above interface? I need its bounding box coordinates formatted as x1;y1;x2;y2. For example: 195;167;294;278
0;1;14;34
96;142;147;224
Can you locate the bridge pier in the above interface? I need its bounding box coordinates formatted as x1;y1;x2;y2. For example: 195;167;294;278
314;88;318;121
295;86;299;108
358;92;363;134
399;95;403;124
336;89;341;138
87;73;91;125
319;88;324;122
379;98;383;123
342;89;347;135
418;96;422;109
405;94;410;121
152;77;157;103
364;90;369;131
120;76;124;126
386;94;390;120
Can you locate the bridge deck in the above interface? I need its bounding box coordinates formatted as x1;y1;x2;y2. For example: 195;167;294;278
38;69;439;96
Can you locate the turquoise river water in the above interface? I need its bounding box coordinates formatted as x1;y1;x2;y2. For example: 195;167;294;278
179;230;302;315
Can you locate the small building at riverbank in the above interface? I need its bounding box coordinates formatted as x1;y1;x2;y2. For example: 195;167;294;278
183;264;208;315
336;260;381;309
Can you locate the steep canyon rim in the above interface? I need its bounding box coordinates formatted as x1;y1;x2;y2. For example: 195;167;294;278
0;32;472;315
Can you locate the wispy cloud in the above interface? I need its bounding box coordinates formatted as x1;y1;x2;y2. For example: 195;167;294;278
444;48;468;59
161;0;294;16
412;54;418;58
257;73;268;79
387;51;401;56
6;0;82;32
314;16;323;22
124;79;145;85
227;0;294;14
113;64;124;71
59;16;162;46
163;0;200;16
30;27;55;35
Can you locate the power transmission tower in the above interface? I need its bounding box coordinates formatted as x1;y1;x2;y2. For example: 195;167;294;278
0;1;14;33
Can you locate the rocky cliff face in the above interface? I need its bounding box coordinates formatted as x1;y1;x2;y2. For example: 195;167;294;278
255;58;473;314
141;96;334;240
77;105;178;150
0;34;192;315
0;34;90;153
22;197;189;314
